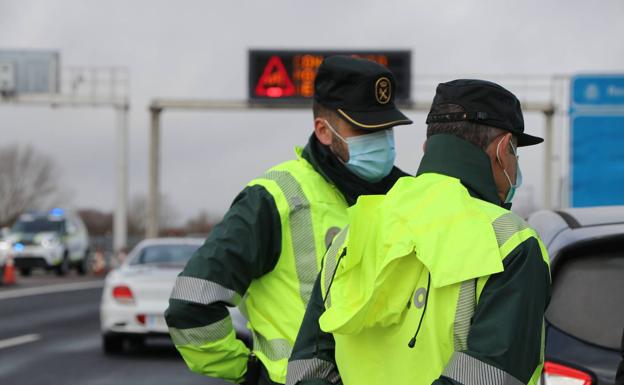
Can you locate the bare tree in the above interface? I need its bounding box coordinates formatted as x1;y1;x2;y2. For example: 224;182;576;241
184;210;215;236
77;208;113;236
0;144;64;227
127;193;179;235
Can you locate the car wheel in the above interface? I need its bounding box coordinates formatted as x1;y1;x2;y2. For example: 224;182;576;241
20;267;32;276
102;334;124;355
55;253;69;276
76;250;89;275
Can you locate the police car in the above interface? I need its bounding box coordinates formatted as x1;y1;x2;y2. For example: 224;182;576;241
529;206;624;385
100;237;250;354
3;209;90;276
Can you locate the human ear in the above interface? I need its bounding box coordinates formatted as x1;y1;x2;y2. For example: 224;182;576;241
314;118;333;146
494;134;513;169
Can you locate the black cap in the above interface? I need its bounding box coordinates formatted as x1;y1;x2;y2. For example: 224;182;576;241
426;79;543;147
314;55;412;130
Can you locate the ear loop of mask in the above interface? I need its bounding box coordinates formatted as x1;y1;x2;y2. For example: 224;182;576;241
324;119;347;143
323;119;350;164
496;137;516;187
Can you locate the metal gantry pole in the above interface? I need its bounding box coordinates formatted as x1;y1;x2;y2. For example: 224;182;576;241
113;104;129;252
146;107;162;239
543;110;555;210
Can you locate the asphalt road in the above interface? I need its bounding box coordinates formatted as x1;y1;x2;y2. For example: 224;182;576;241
0;273;231;385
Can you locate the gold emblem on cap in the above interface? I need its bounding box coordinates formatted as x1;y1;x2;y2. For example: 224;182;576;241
375;77;391;105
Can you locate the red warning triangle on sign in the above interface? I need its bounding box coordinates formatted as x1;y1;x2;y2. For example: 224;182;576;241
255;56;296;98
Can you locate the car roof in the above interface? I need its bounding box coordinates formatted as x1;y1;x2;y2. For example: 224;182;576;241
17;208;79;221
133;237;205;248
528;206;624;260
124;237;204;265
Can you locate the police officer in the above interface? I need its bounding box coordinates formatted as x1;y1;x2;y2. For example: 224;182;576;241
287;79;551;385
165;56;413;385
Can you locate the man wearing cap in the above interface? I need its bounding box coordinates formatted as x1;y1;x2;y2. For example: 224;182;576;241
165;55;412;385
286;79;551;385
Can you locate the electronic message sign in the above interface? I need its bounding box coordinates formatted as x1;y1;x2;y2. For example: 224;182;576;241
249;50;411;103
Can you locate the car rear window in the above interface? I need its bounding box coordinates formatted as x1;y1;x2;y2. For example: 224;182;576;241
546;244;624;350
132;245;198;265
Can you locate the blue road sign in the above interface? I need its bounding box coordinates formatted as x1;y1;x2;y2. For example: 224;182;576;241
570;74;624;207
571;115;624;207
571;75;624;108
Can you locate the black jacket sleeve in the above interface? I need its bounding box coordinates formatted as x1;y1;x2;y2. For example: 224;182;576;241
287;273;340;385
166;184;282;328
435;237;551;385
292;273;337;362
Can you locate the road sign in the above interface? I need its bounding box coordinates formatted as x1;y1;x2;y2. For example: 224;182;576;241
254;56;296;98
248;50;411;103
0;50;59;95
570;74;624;207
571;115;624;207
571;74;624;108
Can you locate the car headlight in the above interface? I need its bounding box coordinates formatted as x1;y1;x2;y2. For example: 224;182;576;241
42;237;60;248
0;241;10;251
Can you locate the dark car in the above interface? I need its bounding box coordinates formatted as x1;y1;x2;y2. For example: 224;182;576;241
529;206;624;385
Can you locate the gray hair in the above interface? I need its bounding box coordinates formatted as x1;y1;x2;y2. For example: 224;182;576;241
426;104;509;151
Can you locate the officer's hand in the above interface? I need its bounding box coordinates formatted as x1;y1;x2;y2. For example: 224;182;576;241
242;353;260;385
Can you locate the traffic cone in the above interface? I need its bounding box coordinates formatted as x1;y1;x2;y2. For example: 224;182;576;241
3;253;17;285
91;250;106;276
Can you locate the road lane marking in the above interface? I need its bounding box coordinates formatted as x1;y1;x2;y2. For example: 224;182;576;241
0;280;104;300
0;334;41;349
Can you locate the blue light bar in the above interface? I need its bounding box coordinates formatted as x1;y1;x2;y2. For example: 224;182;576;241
49;208;64;216
14;243;25;252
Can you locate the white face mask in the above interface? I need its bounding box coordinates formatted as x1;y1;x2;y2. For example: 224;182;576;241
324;120;396;182
496;137;522;204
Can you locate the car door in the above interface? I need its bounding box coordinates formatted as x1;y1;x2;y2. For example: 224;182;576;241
64;218;81;262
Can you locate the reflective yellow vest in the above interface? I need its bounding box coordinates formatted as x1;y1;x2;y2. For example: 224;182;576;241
319;174;549;385
243;147;349;383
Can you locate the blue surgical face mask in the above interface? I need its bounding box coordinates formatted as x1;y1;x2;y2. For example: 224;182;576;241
496;138;522;204
325;120;396;182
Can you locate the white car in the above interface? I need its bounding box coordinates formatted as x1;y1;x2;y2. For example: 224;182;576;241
100;237;249;354
5;209;90;276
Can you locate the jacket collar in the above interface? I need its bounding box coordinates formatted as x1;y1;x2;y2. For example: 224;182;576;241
416;134;503;207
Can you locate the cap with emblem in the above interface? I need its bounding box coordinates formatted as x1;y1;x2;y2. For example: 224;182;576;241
425;79;543;147
314;55;413;130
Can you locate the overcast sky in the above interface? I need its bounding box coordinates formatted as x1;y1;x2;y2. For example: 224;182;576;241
1;0;623;223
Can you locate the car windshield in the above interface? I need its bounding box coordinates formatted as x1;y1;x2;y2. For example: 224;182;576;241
546;243;624;350
12;218;64;234
130;244;198;266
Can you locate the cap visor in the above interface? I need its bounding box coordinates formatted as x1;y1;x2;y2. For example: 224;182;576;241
517;132;544;147
337;108;413;130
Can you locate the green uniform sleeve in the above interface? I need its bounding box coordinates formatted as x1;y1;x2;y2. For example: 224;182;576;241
436;237;551;385
165;185;282;383
286;273;340;385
